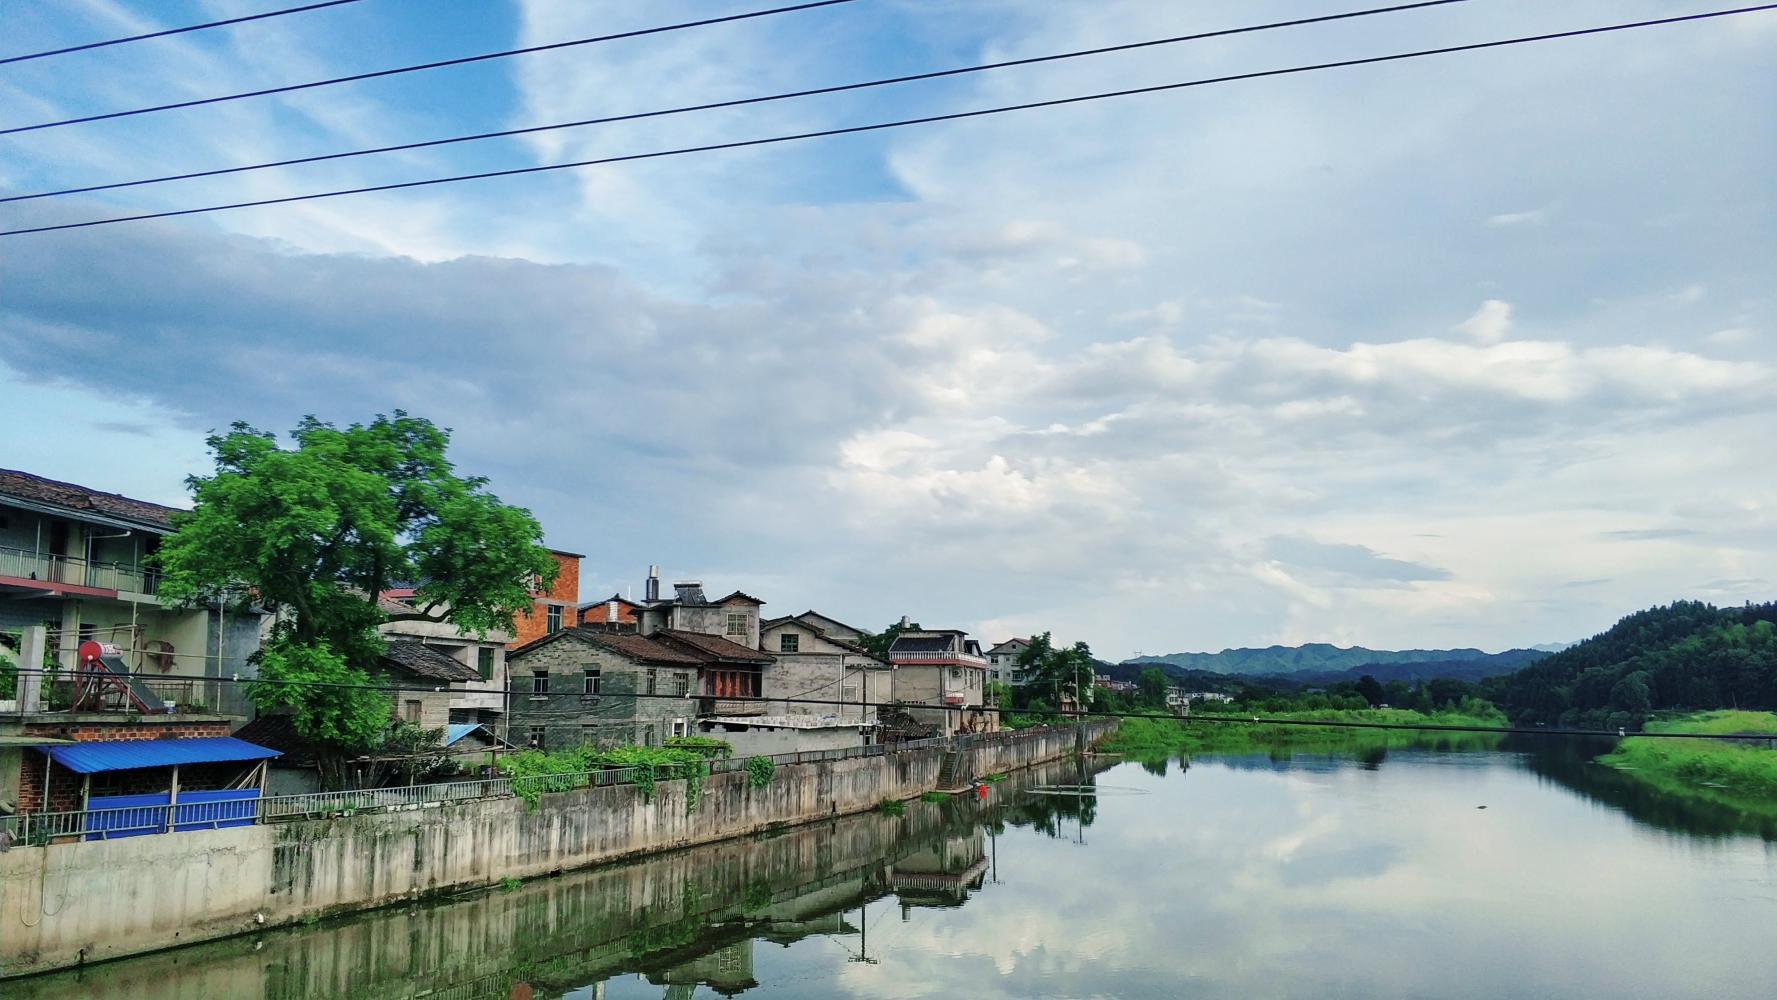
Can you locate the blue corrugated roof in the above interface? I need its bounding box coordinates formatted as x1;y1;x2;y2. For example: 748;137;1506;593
38;737;281;774
443;723;482;747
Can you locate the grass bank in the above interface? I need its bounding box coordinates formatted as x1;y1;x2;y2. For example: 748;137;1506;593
1598;711;1777;817
1100;707;1509;760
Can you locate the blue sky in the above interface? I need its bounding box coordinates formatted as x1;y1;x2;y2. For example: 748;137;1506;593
2;1;1773;658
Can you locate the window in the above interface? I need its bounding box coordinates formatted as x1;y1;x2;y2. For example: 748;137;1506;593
647;668;657;695
546;605;563;633
726;613;748;638
643;724;656;747
779;633;800;653
528;726;546;749
532;670;550;695
477;647;495;681
673;672;690;697
583;667;600;695
671;718;688;738
404;700;422;723
579;724;595;746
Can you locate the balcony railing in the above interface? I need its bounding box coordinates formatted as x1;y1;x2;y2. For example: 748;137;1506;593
888;650;990;666
0;544;160;595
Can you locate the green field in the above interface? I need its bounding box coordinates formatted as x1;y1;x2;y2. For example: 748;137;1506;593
1099;707;1509;760
1599;711;1777;817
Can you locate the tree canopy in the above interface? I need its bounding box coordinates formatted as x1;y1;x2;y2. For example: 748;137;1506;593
158;412;556;759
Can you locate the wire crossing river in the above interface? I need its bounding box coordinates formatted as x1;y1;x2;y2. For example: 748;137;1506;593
11;744;1776;998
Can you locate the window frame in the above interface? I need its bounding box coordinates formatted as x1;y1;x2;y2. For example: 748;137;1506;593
546;604;563;633
477;646;495;681
531;670;550;695
779;632;800;653
725;612;748;638
583;667;600;696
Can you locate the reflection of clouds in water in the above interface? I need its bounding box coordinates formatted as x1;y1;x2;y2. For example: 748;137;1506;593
797;754;1777;999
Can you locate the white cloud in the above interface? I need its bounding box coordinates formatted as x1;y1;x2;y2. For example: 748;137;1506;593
1455;299;1513;344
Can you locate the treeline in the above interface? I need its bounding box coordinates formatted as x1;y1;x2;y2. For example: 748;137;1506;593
1487;601;1777;729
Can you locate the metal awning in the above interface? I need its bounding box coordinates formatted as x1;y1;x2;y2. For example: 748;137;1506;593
37;737;281;774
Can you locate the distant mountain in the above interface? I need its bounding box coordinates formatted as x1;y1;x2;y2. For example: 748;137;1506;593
1126;643;1540;679
1531;641;1577;653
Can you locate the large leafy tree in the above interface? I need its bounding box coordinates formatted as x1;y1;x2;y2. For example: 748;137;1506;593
1015;632;1097;711
159;413;555;763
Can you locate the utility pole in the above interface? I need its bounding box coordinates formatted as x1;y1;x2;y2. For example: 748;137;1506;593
849;904;878;965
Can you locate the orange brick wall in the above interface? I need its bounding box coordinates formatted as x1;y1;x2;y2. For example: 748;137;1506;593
508;551;582;649
578;599;638;627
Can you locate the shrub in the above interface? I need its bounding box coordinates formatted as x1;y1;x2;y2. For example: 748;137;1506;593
745;755;775;789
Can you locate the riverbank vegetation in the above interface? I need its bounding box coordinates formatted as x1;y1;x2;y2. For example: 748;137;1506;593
1598;711;1777;818
496;743;722;810
1101;705;1509;760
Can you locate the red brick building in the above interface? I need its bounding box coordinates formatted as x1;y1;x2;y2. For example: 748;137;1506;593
507;549;584;649
578;593;642;628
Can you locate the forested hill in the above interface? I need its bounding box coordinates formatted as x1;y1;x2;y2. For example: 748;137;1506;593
1125;643;1542;679
1489;600;1777;728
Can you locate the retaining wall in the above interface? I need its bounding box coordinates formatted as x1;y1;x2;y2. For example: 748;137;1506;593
0;722;1111;977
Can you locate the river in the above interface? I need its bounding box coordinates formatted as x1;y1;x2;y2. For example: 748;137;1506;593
11;740;1776;999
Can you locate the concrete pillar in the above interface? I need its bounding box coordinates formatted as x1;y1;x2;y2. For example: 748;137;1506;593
17;625;46;712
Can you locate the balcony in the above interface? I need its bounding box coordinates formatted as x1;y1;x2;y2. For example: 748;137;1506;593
888;650;990;667
0;545;160;598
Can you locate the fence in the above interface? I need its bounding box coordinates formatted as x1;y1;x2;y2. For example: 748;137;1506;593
0;544;160;595
0;733;1016;846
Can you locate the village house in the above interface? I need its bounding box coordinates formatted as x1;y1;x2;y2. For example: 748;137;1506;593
0;468;265;717
376;593;512;735
986;637;1031;688
505;548;584;649
888;623;995;736
577;592;641;628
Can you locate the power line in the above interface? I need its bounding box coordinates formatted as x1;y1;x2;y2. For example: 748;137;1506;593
0;0;1474;205
0;0;371;66
0;0;861;136
5;3;1769;238
7;664;1775;742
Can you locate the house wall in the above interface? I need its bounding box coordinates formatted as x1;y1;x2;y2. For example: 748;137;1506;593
505;638;696;751
665;601;760;647
693;722;866;756
379;618;510;731
508;551;581;649
0;722;1114;977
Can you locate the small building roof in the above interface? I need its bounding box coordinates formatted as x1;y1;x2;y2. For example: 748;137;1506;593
0;467;182;530
38;736;280;774
714;590;767;606
889;634;960;653
234;715;324;767
760;617;887;663
578;593;641;610
987;638;1030;654
656;629;775;664
379;641;481;683
794;610;866;636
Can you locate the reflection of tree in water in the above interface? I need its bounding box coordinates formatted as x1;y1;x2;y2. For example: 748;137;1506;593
996;760;1101;839
1508;735;1777;841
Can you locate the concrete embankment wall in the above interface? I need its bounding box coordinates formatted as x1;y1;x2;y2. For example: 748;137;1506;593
0;722;1112;977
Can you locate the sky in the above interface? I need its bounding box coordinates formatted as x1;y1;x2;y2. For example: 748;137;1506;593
1;0;1772;660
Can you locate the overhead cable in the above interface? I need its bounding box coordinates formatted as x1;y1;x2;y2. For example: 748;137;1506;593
0;0;1472;204
0;0;370;66
4;3;1770;237
0;0;862;136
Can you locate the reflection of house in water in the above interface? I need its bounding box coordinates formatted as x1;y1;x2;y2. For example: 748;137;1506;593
656;939;757;996
890;827;990;913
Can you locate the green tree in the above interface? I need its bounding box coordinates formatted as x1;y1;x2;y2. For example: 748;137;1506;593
859;619;919;660
1355;674;1386;707
1137;667;1169;708
158;413;555;768
1016;632;1096;712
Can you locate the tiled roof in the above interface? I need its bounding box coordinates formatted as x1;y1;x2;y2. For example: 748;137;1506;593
656;629;775;664
714;590;767;606
377;594;414;616
578;593;641;610
0;467;182;529
576;628;704;665
988;638;1030;654
379;641;480;682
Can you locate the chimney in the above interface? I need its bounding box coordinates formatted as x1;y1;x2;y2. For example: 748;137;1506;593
899;615;911;629
645;565;660;603
606;599;618;623
673;581;706;605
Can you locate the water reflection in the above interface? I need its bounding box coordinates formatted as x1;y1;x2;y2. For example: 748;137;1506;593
10;758;1100;1000
11;746;1777;999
